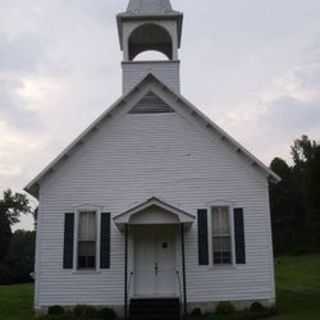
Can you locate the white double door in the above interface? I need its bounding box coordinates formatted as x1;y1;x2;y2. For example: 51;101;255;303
134;225;177;297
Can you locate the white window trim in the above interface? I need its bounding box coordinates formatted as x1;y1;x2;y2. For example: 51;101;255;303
206;200;237;269
72;205;102;273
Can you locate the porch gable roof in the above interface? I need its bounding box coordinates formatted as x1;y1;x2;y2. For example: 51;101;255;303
113;197;195;230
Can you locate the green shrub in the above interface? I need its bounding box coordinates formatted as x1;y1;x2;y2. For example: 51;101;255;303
39;313;73;320
98;307;117;320
190;307;202;317
233;307;278;320
215;302;235;315
249;302;266;313
48;305;65;316
205;313;216;320
73;305;98;319
268;306;278;317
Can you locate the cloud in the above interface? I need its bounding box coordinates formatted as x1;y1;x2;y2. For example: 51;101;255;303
260;43;320;136
0;121;45;186
0;32;46;73
265;96;320;133
0;28;50;132
217;38;320;164
0;77;43;131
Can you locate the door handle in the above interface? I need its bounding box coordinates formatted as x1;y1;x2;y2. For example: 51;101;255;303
154;263;158;276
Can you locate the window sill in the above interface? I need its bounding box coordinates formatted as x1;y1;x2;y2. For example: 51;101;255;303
208;265;237;271
72;270;101;275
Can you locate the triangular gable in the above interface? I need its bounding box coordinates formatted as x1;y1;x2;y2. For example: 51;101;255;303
129;91;174;114
25;73;280;198
113;197;195;231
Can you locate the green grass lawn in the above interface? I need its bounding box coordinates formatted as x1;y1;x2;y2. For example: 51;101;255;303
0;283;34;320
0;255;319;319
271;255;320;320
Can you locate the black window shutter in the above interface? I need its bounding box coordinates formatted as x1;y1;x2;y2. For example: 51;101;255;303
198;209;209;265
63;213;74;269
100;212;111;269
234;208;246;264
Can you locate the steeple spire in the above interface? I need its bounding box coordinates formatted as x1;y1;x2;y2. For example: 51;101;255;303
127;0;173;14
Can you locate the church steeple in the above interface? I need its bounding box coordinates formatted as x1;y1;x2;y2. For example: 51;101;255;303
117;0;183;93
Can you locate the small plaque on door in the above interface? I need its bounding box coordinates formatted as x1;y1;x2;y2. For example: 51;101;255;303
162;242;168;249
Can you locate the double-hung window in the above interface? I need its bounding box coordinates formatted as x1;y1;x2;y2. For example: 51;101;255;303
211;206;232;265
78;211;97;270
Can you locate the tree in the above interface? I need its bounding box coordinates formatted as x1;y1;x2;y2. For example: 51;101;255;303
3;230;36;284
270;135;320;255
0;214;12;262
0;189;32;225
0;230;36;285
0;189;32;261
291;135;317;166
291;136;320;249
269;158;299;254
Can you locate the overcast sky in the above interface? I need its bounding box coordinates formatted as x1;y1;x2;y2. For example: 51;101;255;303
1;0;320;231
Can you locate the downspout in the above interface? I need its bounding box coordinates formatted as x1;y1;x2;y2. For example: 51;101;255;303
180;224;188;318
124;224;129;320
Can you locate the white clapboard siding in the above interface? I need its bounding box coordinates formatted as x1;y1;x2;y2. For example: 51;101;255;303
35;85;274;308
122;61;180;94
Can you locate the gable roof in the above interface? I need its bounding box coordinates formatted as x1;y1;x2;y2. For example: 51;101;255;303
113;196;195;230
25;73;280;198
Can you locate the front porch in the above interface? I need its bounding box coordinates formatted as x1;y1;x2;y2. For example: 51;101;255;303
113;197;195;320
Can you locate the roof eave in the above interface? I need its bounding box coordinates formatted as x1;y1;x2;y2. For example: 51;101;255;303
24;183;39;199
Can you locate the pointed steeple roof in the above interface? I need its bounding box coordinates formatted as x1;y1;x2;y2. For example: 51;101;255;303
120;0;181;17
127;0;173;14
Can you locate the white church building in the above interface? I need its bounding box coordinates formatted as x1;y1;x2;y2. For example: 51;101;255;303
26;0;280;318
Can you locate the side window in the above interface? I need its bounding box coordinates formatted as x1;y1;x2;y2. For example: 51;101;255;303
78;211;97;269
211;207;232;265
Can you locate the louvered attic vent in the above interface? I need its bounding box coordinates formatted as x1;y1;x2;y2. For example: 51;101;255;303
129;92;175;114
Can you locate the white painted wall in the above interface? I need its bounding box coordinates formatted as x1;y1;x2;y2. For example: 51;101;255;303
35;82;275;311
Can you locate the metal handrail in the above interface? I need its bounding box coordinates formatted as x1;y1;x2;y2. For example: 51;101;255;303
176;270;183;303
128;272;134;297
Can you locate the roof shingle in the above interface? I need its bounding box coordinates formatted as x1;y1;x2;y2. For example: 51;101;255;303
127;0;174;15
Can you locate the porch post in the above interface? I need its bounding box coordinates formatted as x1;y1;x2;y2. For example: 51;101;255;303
124;224;129;320
180;224;188;318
